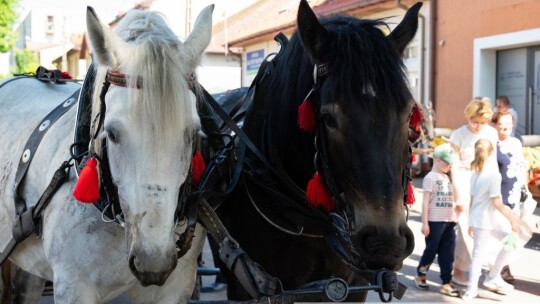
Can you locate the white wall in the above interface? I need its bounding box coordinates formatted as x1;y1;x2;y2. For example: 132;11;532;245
198;53;241;93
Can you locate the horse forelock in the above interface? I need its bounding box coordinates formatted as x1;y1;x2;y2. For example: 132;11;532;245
321;16;411;112
267;15;412;121
92;10;198;153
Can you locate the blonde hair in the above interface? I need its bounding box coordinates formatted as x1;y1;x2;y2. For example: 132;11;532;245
470;139;493;172
464;97;493;120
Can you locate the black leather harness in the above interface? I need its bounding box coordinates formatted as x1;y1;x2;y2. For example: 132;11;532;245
0;71;80;264
192;32;409;301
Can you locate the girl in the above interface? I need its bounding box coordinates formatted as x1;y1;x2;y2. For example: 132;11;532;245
462;139;520;300
449;97;498;285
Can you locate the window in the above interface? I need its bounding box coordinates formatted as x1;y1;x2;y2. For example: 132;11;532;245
46;15;55;33
404;45;418;59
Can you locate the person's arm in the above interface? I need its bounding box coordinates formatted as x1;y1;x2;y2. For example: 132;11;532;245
468;195;474;237
421;191;431;236
449;140;464;213
492;196;520;232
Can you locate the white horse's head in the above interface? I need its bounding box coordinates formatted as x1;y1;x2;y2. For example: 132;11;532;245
86;5;213;286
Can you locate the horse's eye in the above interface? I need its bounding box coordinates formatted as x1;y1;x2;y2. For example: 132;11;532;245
107;131;119;143
321;113;337;129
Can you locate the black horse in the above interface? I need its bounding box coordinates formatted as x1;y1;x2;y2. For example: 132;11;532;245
207;1;422;301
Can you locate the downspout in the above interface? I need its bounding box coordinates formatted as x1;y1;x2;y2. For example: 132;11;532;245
396;0;425;107
429;0;436;112
397;0;429;174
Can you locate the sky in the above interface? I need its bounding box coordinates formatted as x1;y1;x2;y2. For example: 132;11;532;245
17;0;259;44
19;0;259;26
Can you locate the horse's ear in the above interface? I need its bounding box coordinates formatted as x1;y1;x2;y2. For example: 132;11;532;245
297;0;330;63
86;6;124;67
388;2;422;56
184;4;214;69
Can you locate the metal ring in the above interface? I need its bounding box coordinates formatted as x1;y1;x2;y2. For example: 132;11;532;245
21;149;31;163
63;97;76;107
39;120;50;131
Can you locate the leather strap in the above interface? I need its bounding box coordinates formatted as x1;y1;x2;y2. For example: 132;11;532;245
1;161;71;264
197;199;281;298
14;89;80;215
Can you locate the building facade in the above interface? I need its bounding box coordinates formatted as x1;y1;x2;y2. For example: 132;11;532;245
434;0;540;136
213;0;429;111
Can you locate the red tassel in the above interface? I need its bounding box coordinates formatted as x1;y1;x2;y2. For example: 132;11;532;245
191;151;206;185
298;99;316;133
407;181;415;205
306;172;335;212
409;103;423;128
60;71;72;79
73;158;100;203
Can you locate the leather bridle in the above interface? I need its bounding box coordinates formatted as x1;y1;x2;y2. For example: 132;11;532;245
82;70;199;257
292;62;415;271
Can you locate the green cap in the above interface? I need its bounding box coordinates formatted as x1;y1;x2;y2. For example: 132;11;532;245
433;143;458;165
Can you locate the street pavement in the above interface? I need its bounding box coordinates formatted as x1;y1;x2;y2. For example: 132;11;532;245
39;178;540;303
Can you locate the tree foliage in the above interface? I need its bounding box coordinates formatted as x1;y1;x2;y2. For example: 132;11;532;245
0;0;19;53
12;48;38;74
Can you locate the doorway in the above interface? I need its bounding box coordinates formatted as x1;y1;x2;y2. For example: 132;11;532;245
497;47;540;136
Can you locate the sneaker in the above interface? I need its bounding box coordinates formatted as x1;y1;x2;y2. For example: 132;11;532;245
461;290;478;301
439;283;460;297
414;274;429;290
483;275;514;293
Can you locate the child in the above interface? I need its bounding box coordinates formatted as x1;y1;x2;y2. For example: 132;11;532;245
414;143;460;297
462;139;521;300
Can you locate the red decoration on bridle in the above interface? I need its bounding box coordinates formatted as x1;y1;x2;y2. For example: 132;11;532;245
409;102;423;129
306;172;335;212
298;89;316;133
191;151;206;185
406;102;423;205
297;64;336;211
73;157;100;203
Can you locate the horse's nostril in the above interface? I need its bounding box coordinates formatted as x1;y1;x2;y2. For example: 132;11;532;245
401;225;415;256
128;255;137;273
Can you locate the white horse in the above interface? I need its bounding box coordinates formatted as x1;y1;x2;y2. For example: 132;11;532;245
0;5;213;303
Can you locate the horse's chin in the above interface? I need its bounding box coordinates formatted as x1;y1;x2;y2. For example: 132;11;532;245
129;255;177;286
359;252;404;272
366;259;403;272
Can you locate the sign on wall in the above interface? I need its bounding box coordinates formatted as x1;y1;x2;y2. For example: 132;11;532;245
246;49;265;75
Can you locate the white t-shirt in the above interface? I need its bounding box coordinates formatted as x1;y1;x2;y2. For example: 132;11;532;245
449;124;498;169
422;171;457;222
468;168;503;230
449;124;498;207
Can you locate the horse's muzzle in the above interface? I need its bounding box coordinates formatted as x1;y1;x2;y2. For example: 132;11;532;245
353;223;414;271
128;254;178;286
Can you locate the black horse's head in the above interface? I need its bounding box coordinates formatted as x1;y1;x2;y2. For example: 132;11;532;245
260;1;422;271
